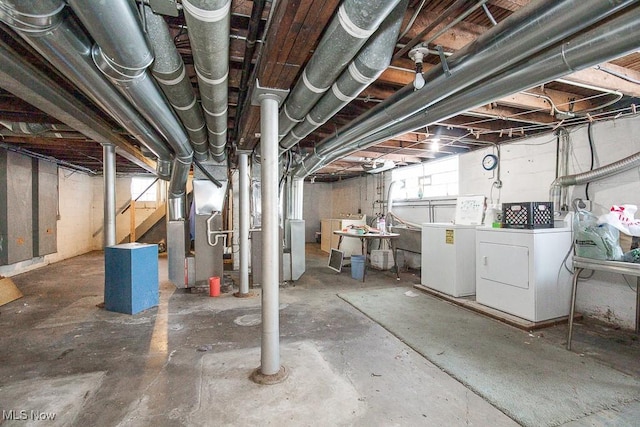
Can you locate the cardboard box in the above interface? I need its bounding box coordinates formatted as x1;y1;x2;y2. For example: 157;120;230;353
0;277;23;306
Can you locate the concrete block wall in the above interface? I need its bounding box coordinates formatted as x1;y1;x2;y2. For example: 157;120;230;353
1;152;163;277
302;174;388;241
303;182;333;242
0;166;95;277
57;169;96;257
460;116;640;329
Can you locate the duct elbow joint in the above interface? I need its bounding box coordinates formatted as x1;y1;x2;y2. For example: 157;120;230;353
0;2;65;33
157;159;172;180
549;182;562;215
168;196;186;221
91;45;150;82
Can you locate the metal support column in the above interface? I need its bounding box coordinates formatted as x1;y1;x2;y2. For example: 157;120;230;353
236;151;251;297
250;82;288;384
102;143;116;247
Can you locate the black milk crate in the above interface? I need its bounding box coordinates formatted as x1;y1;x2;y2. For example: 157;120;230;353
502;202;554;229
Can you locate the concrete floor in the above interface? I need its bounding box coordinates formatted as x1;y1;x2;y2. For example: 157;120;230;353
0;243;638;426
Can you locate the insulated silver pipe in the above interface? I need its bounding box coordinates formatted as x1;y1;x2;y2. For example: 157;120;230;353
260;94;281;376
0;0;173;179
0;39;156;173
103;143;117;248
0;121;70;135
182;0;231;162
67;0;194;220
279;0;408;152
295;0;637;175
144;6;209;162
238;151;250;296
277;0;402;139
305;3;640;177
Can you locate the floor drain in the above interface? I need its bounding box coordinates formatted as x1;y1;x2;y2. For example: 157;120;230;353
234;313;261;326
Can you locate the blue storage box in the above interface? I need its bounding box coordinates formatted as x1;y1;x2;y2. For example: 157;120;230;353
104;243;159;314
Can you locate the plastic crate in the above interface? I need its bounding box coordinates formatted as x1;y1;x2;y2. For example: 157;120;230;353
502;202;554;229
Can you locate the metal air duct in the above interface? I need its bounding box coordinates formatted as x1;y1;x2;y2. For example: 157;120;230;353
0;0;174;179
279;0;408;152
550;151;640;212
182;0;231;163
277;0;402;139
0;39;155;173
144;6;209;162
0;121;68;135
67;0;194;220
294;0;637;176
301;3;640;177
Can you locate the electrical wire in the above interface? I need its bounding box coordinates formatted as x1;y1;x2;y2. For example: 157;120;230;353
595;65;640;85
585;121;596;200
623;275;639;292
397;0;427;40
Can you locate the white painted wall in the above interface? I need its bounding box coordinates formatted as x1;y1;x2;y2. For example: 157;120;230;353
303;182;334;242
306;115;640;328
459;116;640;329
57;169;97;256
302;174;392;241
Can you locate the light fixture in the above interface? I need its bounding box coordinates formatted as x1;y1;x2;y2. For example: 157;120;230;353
430;138;440;152
362;159;396;173
409;48;427;90
414;60;425;90
310;176;316;183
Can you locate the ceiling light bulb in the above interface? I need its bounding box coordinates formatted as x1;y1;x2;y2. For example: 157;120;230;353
414;72;425;90
431;140;440;151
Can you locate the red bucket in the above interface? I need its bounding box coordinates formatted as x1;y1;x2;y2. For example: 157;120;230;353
209;276;220;297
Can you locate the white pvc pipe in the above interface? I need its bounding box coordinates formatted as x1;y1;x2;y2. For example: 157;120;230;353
103;143;116;247
238;151;250;295
260;94;281;375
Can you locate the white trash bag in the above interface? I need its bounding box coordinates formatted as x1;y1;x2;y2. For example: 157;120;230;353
597;204;640;237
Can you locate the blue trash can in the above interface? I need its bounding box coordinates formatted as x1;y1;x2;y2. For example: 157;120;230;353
351;255;365;280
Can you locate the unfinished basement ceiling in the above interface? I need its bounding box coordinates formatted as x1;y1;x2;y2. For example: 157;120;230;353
0;0;639;181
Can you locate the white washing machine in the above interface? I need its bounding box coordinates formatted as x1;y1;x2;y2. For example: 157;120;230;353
475;227;572;322
421;223;477;297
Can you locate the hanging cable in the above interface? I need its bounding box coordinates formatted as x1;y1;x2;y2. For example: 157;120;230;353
585;122;596;200
397;0;427;40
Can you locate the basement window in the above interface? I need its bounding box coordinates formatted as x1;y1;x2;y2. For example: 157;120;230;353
131;177;157;202
391;156;459;200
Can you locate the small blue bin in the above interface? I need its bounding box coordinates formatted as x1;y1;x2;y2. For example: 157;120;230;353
351;255;365;280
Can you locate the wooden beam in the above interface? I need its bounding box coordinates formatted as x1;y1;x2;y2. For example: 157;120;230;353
488;0;532;12
562;64;640;98
469;104;556;125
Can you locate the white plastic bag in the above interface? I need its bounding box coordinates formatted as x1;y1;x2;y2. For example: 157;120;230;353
598;204;640;236
574;209;623;260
